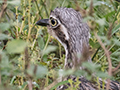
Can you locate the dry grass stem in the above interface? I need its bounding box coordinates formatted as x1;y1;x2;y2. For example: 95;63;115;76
0;0;7;20
112;62;120;72
28;79;33;90
94;32;112;90
43;79;59;90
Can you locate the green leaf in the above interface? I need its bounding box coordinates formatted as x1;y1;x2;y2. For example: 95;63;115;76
58;69;74;77
0;34;13;40
7;0;21;6
112;39;120;46
82;62;101;72
10;76;16;85
50;80;69;90
0;51;10;68
111;52;120;56
89;39;100;48
104;11;115;19
42;55;48;62
21;82;28;89
43;45;57;55
74;69;87;76
32;82;40;88
111;57;120;61
100;36;111;45
36;65;48;78
27;65;34;76
96;72;109;78
6;40;28;54
96;18;106;26
112;24;120;35
38;35;44;50
86;1;107;7
0;0;20;6
27;65;48;78
0;23;10;32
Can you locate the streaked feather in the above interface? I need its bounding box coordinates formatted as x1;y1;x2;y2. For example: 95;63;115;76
46;7;120;90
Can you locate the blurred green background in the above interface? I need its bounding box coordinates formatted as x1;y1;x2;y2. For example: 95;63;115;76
0;0;120;90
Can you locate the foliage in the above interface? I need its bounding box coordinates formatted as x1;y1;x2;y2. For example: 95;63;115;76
0;0;120;90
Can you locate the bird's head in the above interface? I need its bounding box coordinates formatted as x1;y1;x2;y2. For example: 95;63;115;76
36;8;73;43
36;7;90;68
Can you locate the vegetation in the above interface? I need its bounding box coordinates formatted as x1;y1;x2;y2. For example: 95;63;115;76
0;0;120;90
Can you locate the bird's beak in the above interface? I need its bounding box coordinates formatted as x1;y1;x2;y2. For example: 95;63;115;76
36;19;49;26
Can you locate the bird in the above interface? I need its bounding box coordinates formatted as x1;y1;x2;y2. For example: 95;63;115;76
36;7;120;90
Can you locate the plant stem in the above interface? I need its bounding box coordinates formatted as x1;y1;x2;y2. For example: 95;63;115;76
20;0;26;33
35;0;43;19
107;6;120;39
41;0;49;17
15;6;19;39
95;32;112;90
42;34;50;57
27;0;32;42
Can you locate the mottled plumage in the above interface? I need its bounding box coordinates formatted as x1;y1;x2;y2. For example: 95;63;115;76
36;7;120;90
48;8;91;69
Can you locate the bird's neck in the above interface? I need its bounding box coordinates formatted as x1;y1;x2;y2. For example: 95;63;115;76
63;38;90;69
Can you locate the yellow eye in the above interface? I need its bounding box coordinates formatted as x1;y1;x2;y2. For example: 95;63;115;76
50;18;58;27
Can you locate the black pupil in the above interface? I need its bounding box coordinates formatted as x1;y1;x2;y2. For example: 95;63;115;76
51;19;55;25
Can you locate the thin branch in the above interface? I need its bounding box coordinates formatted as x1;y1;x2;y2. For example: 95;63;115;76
43;79;58;90
28;79;32;90
89;0;94;16
112;62;120;72
73;0;82;11
107;6;120;40
24;47;30;69
0;75;1;84
41;34;50;58
0;54;1;84
34;0;43;19
27;0;32;41
0;0;7;20
92;46;101;61
94;32;112;90
41;0;49;17
24;48;33;90
73;0;87;17
110;0;116;12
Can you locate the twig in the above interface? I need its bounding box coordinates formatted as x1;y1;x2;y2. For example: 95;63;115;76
112;62;120;72
89;0;94;16
110;0;116;12
24;48;33;90
107;6;120;40
43;79;58;90
34;0;43;19
27;0;32;41
73;0;81;11
73;0;87;17
58;42;62;59
0;75;1;84
28;79;32;90
94;32;112;90
24;47;30;70
41;34;50;58
0;0;7;20
40;0;49;17
92;46;101;61
19;0;26;33
0;54;1;84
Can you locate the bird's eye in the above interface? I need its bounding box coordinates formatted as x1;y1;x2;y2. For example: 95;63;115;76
50;18;58;27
